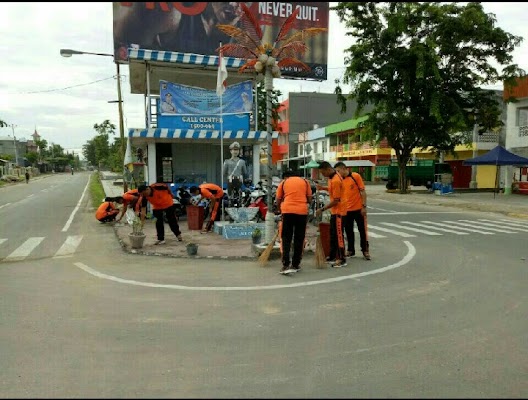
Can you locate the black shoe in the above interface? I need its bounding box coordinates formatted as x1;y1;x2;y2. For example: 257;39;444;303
280;265;290;275
325;257;336;265
346;251;355;258
292;265;301;272
362;251;371;260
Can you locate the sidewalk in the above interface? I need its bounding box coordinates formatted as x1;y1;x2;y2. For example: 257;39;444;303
100;172;528;260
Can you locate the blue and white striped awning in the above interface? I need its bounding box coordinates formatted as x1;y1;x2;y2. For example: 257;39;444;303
128;128;278;140
128;48;245;68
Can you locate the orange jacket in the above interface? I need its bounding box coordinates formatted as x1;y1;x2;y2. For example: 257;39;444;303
142;183;174;210
95;201;118;220
276;176;312;215
199;183;224;199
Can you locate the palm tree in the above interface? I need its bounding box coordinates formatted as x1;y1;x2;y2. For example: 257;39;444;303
216;4;327;242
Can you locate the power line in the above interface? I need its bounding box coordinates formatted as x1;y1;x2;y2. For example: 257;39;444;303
18;75;123;94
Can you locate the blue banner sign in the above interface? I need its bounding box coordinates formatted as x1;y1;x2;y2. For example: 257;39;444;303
157;110;250;130
160;80;253;116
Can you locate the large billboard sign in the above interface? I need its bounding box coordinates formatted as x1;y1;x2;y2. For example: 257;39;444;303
113;2;329;80
157;80;252;130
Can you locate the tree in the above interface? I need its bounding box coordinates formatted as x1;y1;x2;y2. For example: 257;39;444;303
26;151;39;165
333;2;524;193
0;119;7;127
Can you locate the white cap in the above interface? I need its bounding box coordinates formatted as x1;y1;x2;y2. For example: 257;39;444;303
229;142;240;150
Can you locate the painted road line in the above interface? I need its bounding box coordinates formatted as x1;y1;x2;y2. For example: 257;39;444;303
53;235;83;258
73;241;417;291
0;239;7;246
437;221;495;235
379;222;442;235
402;221;469;235
456;220;519;234
477;219;528;232
4;237;45;261
61;178;90;232
368;224;416;237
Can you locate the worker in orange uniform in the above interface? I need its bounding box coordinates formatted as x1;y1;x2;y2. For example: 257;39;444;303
334;162;370;260
116;188;142;223
138;182;182;245
275;169;313;274
95;196;123;223
189;183;224;233
315;161;348;268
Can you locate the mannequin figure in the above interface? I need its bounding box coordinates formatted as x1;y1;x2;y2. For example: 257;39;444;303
223;141;247;201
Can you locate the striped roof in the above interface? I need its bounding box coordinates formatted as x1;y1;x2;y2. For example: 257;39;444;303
128;128;278;141
128;48;245;69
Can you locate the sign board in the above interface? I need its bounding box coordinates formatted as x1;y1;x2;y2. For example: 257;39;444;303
222;223;266;240
113;2;329;80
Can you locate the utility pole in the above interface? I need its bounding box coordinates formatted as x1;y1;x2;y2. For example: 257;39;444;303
10;124;19;166
469;123;478;189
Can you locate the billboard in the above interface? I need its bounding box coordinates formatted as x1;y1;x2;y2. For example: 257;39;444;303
157;80;252;130
113;2;329;80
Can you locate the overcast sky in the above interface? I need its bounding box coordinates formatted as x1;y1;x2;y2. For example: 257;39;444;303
1;2;527;153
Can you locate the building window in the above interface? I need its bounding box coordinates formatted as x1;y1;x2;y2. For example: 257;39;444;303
517;107;528;126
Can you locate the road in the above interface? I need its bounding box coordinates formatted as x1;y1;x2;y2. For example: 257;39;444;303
1;174;527;398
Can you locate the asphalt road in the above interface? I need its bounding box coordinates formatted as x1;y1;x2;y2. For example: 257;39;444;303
1;173;527;398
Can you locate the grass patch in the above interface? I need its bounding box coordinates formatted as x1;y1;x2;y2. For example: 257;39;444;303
89;172;106;208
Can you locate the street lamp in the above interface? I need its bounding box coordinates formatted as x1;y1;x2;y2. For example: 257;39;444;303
60;48;127;192
10;124;19;166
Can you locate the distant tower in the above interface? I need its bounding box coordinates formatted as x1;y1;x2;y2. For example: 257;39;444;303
32;127;41;141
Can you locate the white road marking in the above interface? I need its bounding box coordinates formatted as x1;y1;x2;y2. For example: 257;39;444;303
439;221;495;235
0;203;11;210
402;221;469;235
368;224;416;237
0;239;7;246
456;220;518;233
73;241;417;291
26;194;34;198
4;237;45;261
477;219;528;232
61;178;90;232
497;219;528;227
380;222;442;235
53;235;83;258
368;211;465;215
366;231;386;238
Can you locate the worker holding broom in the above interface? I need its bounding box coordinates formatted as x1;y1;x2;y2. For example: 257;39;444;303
275;169;312;275
316;161;348;268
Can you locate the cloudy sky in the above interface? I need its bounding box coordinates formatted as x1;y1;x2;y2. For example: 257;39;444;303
1;2;527;153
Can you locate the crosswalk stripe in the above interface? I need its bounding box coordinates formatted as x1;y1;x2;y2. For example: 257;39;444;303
439;221;496;234
380;222;442;235
402;221;469;235
0;239;7;246
368;224;416;237
493;219;528;228
469;219;528;232
53;235;83;258
366;231;386;238
4;237;45;261
457;220;519;233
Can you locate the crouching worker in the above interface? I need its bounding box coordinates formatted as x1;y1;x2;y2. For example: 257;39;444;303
96;196;123;223
189;183;224;233
116;188;142;223
138;182;182;245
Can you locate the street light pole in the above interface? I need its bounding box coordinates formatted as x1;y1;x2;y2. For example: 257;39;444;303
469;122;478;189
59;48;127;192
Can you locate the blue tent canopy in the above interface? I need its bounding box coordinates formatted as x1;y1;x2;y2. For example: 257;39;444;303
464;145;528;166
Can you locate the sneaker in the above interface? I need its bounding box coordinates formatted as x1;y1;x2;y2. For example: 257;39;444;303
332;260;347;268
177;235;183;242
325;257;336;265
362;251;371;260
154;239;166;245
346;251;355;258
292;265;301;272
279;265;290;275
284;268;298;274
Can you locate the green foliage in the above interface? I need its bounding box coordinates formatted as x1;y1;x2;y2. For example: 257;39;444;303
0;154;13;161
89;172;106;209
333;2;524;193
254;81;282;130
26;151;39;165
0;119;7;127
82;119;123;172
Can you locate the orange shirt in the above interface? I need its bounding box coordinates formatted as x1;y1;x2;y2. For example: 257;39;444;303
122;189;141;212
276;176;312;215
328;172;347;216
199;183;224;199
143;183;174;210
95;201;117;220
342;172;365;211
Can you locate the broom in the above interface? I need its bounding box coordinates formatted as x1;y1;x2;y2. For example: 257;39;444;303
258;230;280;267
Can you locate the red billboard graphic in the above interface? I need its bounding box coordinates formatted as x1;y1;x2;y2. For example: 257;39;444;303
113;2;329;80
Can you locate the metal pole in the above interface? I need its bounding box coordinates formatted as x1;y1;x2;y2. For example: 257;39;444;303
116;62;127;192
10;124;18;166
264;68;275;243
469;123;478;189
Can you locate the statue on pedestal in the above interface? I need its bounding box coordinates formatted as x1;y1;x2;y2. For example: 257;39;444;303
223;141;247;206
